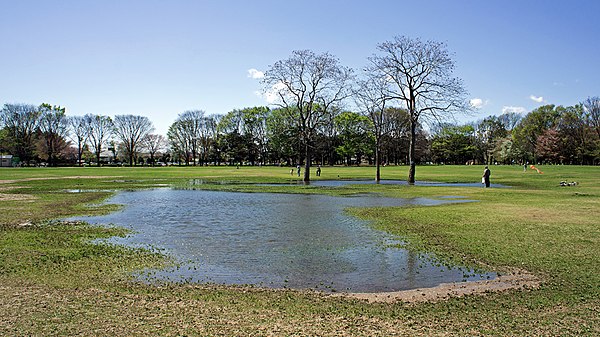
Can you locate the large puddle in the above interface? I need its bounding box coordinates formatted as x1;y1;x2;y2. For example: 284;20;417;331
69;189;494;292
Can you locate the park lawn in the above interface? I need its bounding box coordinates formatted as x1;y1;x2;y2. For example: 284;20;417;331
0;165;598;335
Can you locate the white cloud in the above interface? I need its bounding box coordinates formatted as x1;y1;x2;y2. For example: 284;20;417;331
502;106;527;114
530;95;544;103
247;68;265;79
469;98;487;109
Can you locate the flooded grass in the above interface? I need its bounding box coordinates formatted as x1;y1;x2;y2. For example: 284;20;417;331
0;165;599;335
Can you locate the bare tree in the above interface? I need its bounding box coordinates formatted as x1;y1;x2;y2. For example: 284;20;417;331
368;36;469;183
166;110;206;165
180;110;205;165
167;120;192;165
355;75;394;181
38;103;70;166
113;115;154;166
0;103;40;163
142;134;167;166
86;114;114;166
69;115;89;166
497;112;523;131
263;49;353;181
583;96;600;139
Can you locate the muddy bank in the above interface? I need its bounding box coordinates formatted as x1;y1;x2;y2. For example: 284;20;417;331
334;270;541;303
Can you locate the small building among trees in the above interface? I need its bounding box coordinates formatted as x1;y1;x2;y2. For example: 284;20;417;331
0;154;16;167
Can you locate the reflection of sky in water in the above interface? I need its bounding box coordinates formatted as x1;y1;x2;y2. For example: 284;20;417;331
69;189;493;292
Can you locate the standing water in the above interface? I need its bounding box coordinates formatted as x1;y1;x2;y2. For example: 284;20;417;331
69;189;493;292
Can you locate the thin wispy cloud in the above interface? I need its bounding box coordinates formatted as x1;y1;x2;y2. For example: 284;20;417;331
247;68;265;79
530;95;544;103
502;106;527;114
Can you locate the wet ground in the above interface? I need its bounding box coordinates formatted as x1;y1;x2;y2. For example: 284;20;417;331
261;179;509;188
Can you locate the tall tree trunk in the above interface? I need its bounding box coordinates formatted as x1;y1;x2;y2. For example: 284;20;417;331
304;143;311;182
408;120;417;184
375;138;381;182
46;140;53;167
78;143;83;167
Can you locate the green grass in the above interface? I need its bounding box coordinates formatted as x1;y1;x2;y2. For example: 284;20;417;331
0;164;599;335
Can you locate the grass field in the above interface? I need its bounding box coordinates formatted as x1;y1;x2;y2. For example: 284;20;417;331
0;164;598;335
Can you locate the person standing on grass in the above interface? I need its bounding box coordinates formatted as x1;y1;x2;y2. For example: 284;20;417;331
482;165;491;188
316;165;321;177
297;164;301;177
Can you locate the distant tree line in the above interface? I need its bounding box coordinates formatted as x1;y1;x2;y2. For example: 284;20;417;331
2;99;598;169
164;106;427;168
0;103;156;167
1;36;599;180
430;101;600;166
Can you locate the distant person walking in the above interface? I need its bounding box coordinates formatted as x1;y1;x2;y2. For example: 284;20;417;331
482;165;491;188
297;165;301;177
316;165;321;177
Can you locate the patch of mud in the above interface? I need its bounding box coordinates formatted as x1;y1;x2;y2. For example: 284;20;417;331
333;270;540;303
0;176;116;184
0;193;36;201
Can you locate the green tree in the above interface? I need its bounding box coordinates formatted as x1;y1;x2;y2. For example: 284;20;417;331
0;103;40;163
556;105;589;164
512;105;561;163
494;138;519;164
379;108;412;166
204;114;223;165
430;124;477;164
220;107;270;165
266;107;300;165
200;114;220;165
37;103;69;166
222;130;250;166
0;128;9;155
476;116;508;164
334;111;374;165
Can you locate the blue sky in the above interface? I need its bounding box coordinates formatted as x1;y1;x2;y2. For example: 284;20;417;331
2;0;599;135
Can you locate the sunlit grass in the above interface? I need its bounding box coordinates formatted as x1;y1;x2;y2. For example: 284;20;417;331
0;164;598;335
